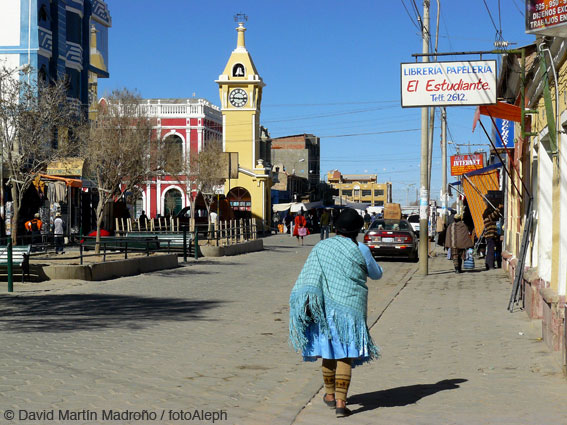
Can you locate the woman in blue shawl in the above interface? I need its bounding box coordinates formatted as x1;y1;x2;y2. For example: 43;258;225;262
289;208;383;418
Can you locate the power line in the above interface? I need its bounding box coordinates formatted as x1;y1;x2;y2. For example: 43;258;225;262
512;0;524;17
263;106;398;124
411;0;422;26
481;0;503;41
264;100;398;107
498;0;502;39
400;0;421;31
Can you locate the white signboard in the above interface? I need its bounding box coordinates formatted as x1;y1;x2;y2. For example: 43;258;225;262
401;60;497;108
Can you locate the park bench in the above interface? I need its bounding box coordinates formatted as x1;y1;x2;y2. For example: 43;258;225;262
0;245;31;282
125;232;194;251
80;236;160;253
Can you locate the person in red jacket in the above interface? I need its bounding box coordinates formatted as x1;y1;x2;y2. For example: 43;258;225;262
293;211;309;246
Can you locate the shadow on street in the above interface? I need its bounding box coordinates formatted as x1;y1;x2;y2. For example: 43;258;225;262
348;378;468;413
0;293;224;333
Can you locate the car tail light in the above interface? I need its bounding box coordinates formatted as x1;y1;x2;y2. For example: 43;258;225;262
393;233;413;243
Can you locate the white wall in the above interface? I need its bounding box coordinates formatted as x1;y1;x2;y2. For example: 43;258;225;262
0;0;21;46
537;143;553;283
559;133;567;296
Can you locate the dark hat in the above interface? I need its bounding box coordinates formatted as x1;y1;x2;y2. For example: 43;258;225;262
334;208;364;233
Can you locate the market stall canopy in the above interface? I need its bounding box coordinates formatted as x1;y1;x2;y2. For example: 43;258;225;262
272;203;292;212
39;174;82;188
298;201;323;211
344;201;371;210
272;201;324;213
460;163;502;239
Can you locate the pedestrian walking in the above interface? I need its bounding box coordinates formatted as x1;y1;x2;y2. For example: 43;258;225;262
363;210;371;230
53;212;65;254
319;209;330;240
284;212;292;235
289;208;383;418
293;211;308;245
444;213;473;273
370;212;378;223
483;203;503;270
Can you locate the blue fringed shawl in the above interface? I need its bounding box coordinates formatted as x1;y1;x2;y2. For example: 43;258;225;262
289;236;379;362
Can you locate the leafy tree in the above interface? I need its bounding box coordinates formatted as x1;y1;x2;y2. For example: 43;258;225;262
0;66;77;244
79;88;151;253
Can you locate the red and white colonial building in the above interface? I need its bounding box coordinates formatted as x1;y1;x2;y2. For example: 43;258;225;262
136;98;222;218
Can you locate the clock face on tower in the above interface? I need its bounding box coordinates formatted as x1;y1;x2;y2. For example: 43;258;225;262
229;88;248;107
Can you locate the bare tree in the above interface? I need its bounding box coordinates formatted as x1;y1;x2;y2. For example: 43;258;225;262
195;139;226;230
79;88;151;253
0;66;77;244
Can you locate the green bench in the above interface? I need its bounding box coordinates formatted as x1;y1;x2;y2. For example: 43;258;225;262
0;245;31;282
81;236;160;252
125;232;194;250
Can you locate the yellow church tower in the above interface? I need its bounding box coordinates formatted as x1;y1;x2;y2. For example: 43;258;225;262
216;17;271;226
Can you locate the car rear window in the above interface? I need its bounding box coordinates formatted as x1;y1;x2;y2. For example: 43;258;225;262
370;220;411;231
407;215;419;223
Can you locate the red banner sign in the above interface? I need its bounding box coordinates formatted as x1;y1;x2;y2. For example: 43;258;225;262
450;154;484;176
526;0;567;36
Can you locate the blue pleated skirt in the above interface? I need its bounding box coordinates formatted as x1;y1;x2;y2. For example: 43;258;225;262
301;315;377;366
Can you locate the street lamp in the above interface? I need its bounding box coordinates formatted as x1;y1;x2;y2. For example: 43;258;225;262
399;182;416;206
447;140;460;155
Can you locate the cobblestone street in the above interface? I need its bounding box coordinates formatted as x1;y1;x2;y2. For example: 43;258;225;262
0;234;565;425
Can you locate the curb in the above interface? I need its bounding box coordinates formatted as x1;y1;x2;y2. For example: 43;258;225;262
41;254;178;281
199;239;263;257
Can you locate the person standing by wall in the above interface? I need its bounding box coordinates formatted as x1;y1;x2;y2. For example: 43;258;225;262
53;212;65;254
138;210;148;231
24;213;43;250
483;203;503;270
289;208;383;418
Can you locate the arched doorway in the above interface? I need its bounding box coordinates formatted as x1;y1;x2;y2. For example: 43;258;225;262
162;134;184;174
227;187;251;219
163;188;183;217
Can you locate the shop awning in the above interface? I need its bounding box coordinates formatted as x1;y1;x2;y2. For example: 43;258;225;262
461;164;502;238
39;174;83;188
272;203;292;212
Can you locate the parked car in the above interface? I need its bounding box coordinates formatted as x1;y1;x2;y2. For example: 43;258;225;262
363;218;418;261
407;214;420;234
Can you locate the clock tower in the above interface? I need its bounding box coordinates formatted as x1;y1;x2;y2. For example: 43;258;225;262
216;19;271;225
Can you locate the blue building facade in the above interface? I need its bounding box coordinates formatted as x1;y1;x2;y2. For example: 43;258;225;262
0;0;111;114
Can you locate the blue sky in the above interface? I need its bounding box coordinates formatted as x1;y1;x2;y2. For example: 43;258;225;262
99;0;534;204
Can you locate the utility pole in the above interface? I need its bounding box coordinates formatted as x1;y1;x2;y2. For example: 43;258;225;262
441;107;447;217
419;0;430;275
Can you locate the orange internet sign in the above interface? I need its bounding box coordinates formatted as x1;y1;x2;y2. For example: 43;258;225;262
450;154;484;176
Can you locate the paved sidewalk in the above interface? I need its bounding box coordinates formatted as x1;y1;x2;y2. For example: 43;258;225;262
0;234;414;425
293;253;566;425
